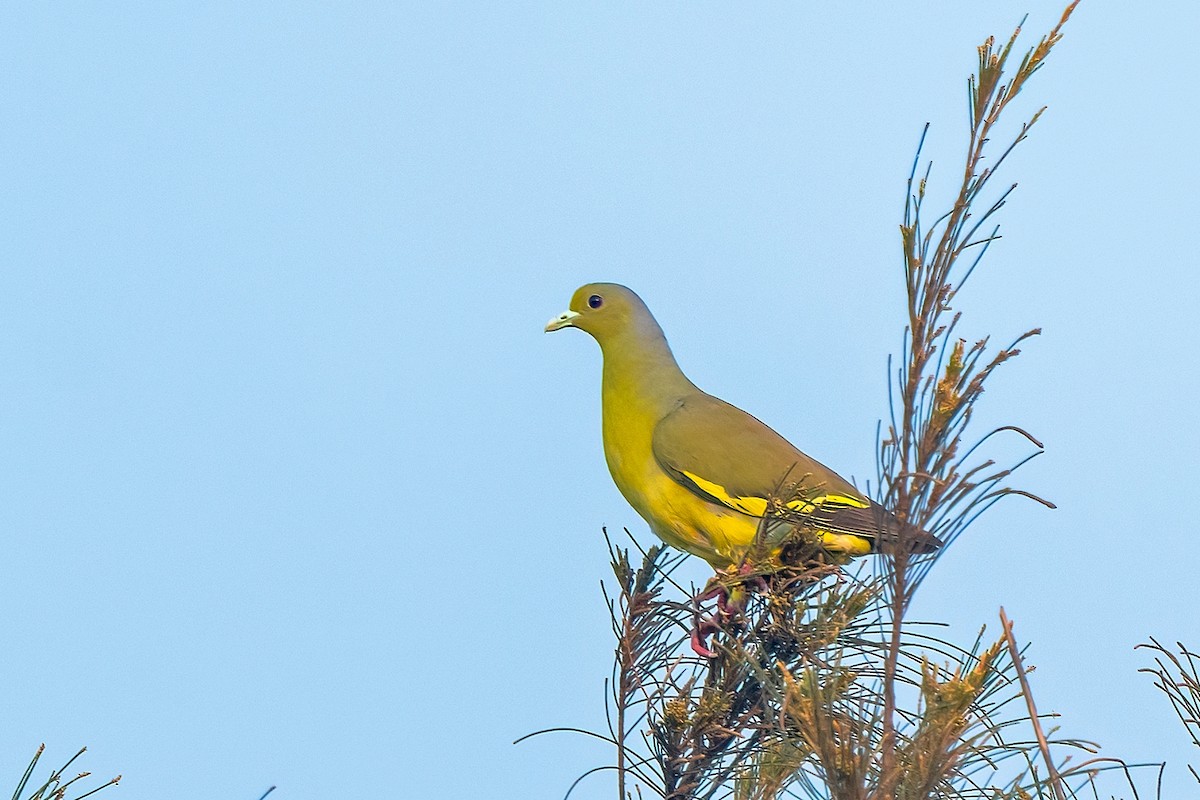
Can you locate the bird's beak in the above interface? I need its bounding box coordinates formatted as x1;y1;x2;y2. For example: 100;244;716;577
545;310;580;332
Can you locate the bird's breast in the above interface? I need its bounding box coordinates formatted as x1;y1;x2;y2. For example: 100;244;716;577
600;400;757;567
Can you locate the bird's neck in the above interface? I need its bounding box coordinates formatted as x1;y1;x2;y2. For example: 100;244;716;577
599;325;695;417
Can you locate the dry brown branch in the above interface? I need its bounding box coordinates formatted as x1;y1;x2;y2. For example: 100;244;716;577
1000;608;1066;800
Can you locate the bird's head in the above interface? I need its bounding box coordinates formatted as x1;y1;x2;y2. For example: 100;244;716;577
544;283;656;345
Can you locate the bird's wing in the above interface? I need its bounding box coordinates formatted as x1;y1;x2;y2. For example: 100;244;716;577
650;394;871;519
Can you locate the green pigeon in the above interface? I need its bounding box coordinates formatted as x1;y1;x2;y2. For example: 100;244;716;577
546;282;939;569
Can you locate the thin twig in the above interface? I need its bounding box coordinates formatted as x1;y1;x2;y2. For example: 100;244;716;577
1000;608;1065;800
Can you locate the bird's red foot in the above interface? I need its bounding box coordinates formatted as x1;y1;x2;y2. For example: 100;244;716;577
690;565;770;657
690;616;721;658
691;576;738;658
690;627;716;658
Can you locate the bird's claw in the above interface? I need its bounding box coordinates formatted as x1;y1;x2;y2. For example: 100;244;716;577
690;626;718;658
690;564;770;658
690;616;721;658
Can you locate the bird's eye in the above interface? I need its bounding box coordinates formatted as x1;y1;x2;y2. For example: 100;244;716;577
588;294;603;309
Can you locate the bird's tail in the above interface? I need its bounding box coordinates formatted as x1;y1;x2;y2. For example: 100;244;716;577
789;501;942;555
870;506;942;555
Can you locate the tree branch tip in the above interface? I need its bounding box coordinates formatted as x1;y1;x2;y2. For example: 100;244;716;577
1060;0;1083;26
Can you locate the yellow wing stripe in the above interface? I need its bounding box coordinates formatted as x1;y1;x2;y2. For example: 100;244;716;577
680;471;769;515
679;471;869;517
817;532;874;555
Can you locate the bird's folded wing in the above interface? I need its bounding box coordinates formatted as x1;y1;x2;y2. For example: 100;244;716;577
650;394;871;519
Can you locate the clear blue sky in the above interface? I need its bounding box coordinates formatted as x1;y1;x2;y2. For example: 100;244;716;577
2;2;1197;798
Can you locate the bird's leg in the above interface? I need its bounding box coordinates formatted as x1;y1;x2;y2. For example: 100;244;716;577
690;575;731;658
703;562;766;621
689;614;721;659
737;561;770;596
717;583;744;616
691;567;764;657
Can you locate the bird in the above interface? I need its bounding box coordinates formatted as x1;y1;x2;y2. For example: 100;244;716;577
545;282;939;572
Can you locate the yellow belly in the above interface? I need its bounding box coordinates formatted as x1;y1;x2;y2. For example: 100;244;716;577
628;467;759;567
602;433;750;567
